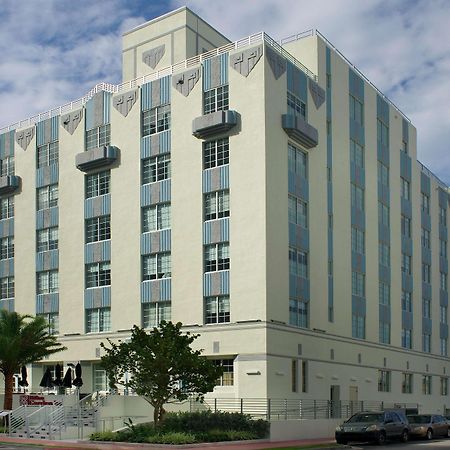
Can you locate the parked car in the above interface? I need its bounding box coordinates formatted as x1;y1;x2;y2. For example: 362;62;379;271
335;410;409;445
407;414;449;439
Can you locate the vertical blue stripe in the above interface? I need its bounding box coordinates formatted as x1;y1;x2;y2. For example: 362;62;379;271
51;116;59;141
160;76;171;105
103;92;111;124
220;53;228;85
203;59;211;91
85;96;94;130
141;82;152;111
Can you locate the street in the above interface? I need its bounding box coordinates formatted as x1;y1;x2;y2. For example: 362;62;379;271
353;438;450;449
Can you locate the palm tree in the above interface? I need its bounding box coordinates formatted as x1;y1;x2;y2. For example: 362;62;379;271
0;310;66;410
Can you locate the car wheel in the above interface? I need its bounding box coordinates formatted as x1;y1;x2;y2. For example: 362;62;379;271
400;429;409;443
447;427;450;438
336;439;347;445
426;428;433;440
377;431;386;445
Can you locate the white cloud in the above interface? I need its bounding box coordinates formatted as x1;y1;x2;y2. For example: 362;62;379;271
1;0;449;183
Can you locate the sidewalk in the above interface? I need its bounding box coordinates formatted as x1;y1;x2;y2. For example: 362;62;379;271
0;435;338;449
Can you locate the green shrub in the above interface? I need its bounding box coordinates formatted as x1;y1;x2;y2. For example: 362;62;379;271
160;411;269;438
146;432;197;444
194;429;258;442
90;431;118;441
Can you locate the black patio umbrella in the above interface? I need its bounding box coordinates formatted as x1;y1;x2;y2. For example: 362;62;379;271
53;364;63;386
62;368;72;388
72;363;83;388
39;367;54;389
18;366;28;387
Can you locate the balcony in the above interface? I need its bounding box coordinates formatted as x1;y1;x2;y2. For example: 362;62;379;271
0;175;21;196
282;114;318;149
76;146;119;172
192;110;239;139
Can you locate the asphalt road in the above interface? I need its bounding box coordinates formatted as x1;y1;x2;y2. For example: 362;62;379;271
352;438;450;449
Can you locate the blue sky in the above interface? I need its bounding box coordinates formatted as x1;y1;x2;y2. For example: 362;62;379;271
1;0;449;183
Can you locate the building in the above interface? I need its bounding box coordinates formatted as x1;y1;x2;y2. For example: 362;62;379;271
1;6;449;412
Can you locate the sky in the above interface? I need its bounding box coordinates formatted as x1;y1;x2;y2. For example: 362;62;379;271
0;0;449;183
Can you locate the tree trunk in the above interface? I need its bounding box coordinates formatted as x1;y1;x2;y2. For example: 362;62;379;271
153;404;160;428
3;370;14;411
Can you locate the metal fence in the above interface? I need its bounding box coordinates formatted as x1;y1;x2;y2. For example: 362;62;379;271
191;398;420;421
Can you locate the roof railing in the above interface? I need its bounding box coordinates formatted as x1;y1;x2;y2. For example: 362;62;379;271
417;159;449;190
279;28;411;123
0;31;317;134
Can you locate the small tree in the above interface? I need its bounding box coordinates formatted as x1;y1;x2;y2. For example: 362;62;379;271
101;321;223;427
0;310;66;410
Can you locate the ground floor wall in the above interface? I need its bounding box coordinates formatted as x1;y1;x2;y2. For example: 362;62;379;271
3;322;450;414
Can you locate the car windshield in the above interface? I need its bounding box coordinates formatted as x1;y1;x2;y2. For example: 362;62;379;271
407;415;431;424
347;413;384;423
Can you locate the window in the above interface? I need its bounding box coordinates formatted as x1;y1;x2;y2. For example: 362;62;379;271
289;299;309;328
441;272;448;292
441;377;448;396
422;263;431;284
400;178;410;201
441;338;448;357
289;248;308;278
378;370;391;392
86;171;110;198
37;142;58;168
292;360;298;393
440;239;447;258
379;282;390;305
423;299;431;318
203;138;229;169
401;253;412;275
205;296;230;324
441;305;448;324
0;276;14;299
142;302;171;328
349;95;364;125
301;360;308;393
37;227;58;252
351;271;365;297
421;228;431;249
377;161;389;187
86;307;111;333
85;124;110;151
0;197;14;220
37;270;59;294
85;261;111;288
377;119;389;146
379;322;390;344
421;193;430;214
204;190;230;221
204;85;229;114
38;312;59;335
351;183;364;210
204;243;229;272
402;328;412;349
440;206;447;226
85;216;111;243
402;140;408;154
401;216;411;238
0;156;14;176
288;196;308;228
213;359;234;386
37;184;58;210
142;104;170;136
351;227;365;254
401;291;412;312
142;154;171;184
402;373;413;394
378;202;389;226
142;253;171;280
422;375;432;395
142;203;171;232
0;236;14;260
422;333;431;353
352;314;365;339
93;364;108;391
287;92;306;119
288;144;307;179
379;243;390;267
